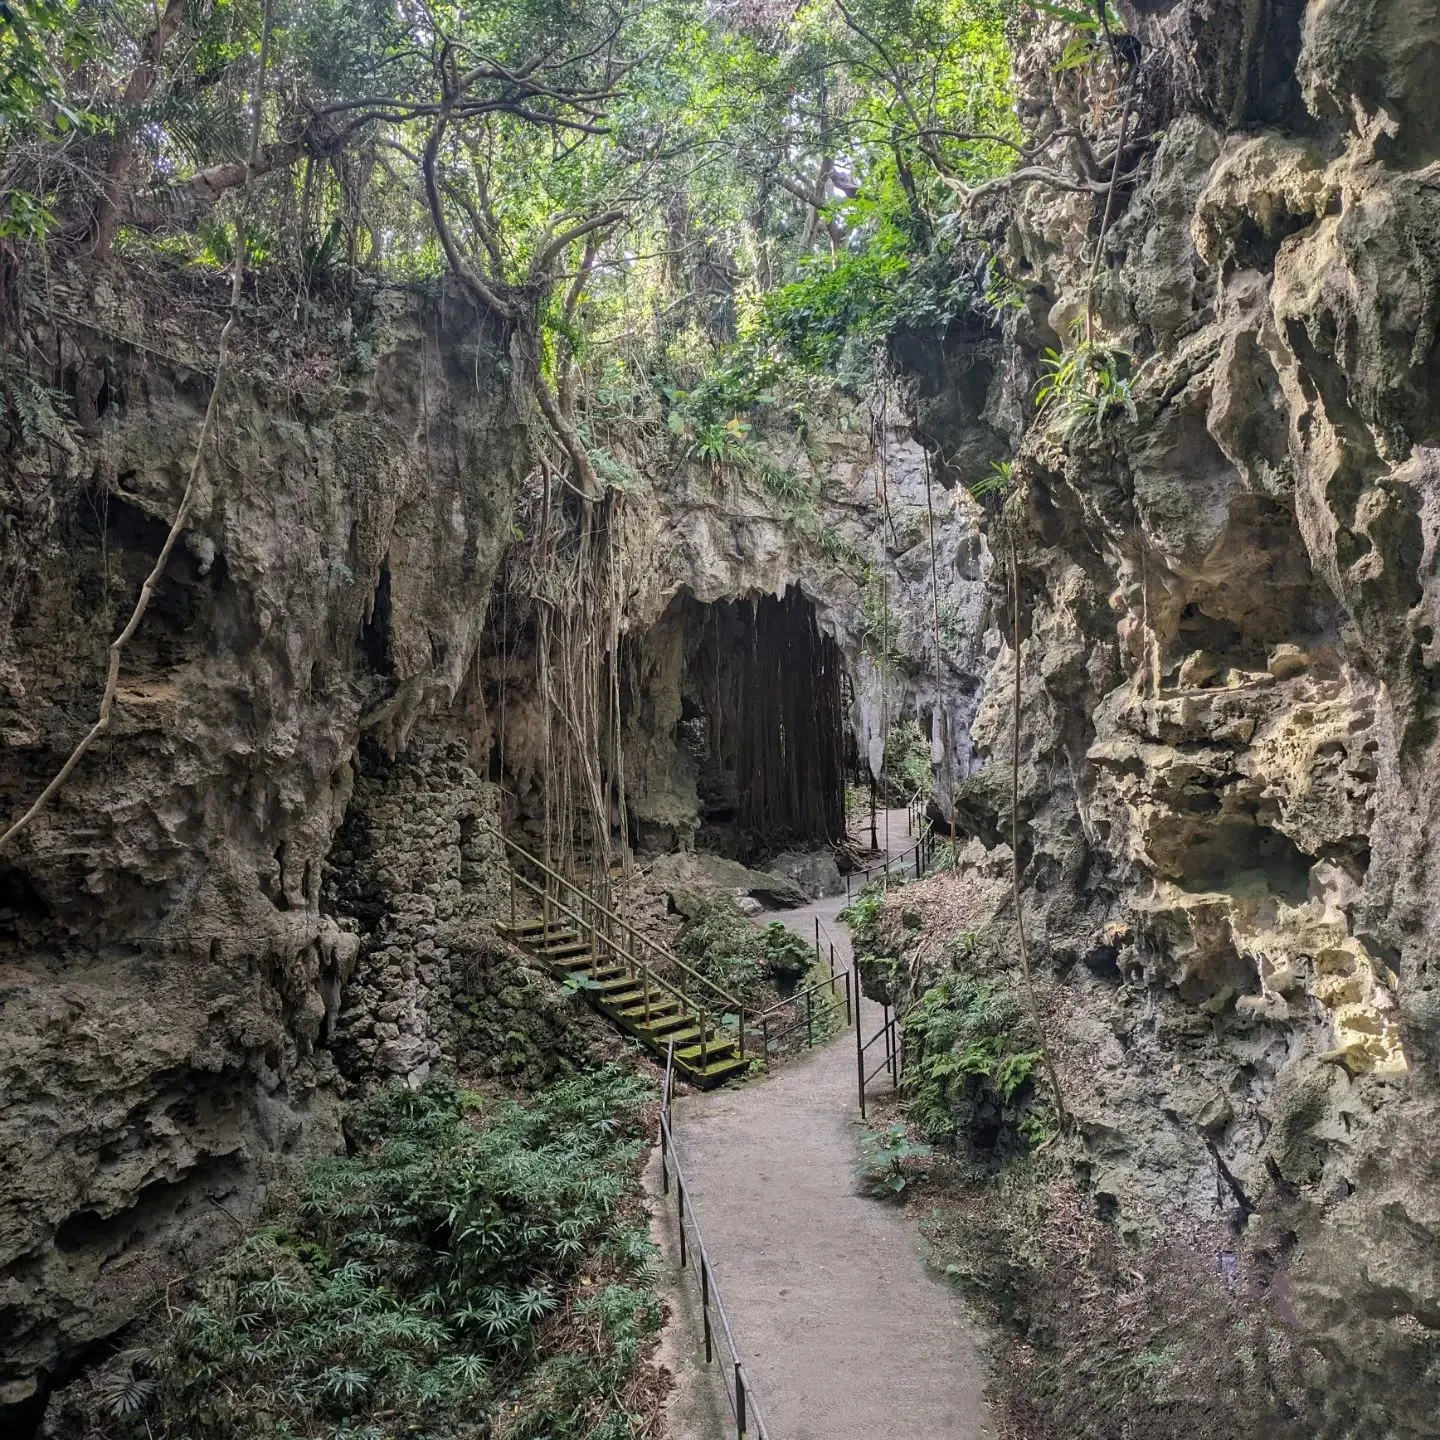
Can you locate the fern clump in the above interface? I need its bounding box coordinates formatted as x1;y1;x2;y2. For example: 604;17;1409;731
677;896;817;1001
903;968;1054;1154
68;1070;662;1440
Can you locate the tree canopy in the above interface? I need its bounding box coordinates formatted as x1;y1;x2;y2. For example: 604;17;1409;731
1;0;1027;480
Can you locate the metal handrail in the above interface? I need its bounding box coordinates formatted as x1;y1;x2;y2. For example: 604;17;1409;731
854;994;900;1119
488;825;745;1019
659;1044;773;1440
506;858;720;1042
751;968;848;1022
842;821;936;902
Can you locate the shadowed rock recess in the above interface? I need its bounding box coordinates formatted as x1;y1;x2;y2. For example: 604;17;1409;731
1;0;1438;1434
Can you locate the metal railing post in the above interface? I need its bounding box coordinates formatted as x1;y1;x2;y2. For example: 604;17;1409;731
701;1259;713;1363
736;1365;747;1439
843;969;852;1027
814;916;820;965
855;986;867;1118
806;990;814;1048
677;1175;687;1268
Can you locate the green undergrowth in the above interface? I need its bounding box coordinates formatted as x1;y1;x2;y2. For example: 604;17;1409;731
920;1157;1333;1439
63;1070;663;1440
879;718;934;803
902;964;1055;1153
676;897;815;1005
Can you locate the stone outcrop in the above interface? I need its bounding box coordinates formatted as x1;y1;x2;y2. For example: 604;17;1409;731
0;275;530;1419
886;1;1440;1429
484;403;993;853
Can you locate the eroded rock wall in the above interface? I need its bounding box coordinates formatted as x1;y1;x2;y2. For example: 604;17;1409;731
485;406;994;853
907;1;1440;1428
0;275;529;1416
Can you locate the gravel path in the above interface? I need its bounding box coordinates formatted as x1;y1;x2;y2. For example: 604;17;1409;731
650;817;992;1440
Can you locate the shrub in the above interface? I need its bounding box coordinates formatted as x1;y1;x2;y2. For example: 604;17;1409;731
855;1121;933;1199
903;971;1052;1152
758;921;814;991
67;1070;661;1440
675;897;769;1003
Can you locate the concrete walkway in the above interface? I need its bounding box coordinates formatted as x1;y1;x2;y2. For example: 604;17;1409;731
649;819;992;1440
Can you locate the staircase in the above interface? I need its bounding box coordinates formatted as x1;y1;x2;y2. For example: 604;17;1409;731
491;833;749;1089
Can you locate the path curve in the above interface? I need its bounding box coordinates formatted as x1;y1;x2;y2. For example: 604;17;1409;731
651;846;992;1439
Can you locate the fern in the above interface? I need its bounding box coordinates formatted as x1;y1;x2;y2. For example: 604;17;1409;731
73;1070;659;1439
902;972;1054;1148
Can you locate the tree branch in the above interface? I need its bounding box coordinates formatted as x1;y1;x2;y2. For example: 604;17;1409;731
421;109;516;319
533;373;600;500
529;209;624;281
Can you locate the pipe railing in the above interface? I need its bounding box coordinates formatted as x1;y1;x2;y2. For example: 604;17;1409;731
507;867;727;1071
842;820;936;903
659;1044;773;1440
854;987;900;1119
751;968;851;1058
490;826;747;1060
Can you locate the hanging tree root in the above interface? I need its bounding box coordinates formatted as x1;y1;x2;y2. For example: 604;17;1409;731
1009;532;1070;1130
0;0;275;856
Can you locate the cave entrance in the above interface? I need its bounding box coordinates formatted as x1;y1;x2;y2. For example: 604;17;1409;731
669;585;847;859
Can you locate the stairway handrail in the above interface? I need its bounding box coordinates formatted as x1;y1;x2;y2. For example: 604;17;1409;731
487;826;745;1016
505;868;730;1052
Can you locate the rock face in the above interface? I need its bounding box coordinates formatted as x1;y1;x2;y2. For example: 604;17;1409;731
895;1;1440;1429
485;402;994;854
0;276;530;1419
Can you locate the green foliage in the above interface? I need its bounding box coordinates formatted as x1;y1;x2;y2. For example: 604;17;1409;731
856;566;904;670
902;969;1052;1149
758;921;814;990
839;888;884;956
1034;337;1140;439
79;1070;660;1440
1027;1;1128;73
855;1121;933;1198
0;356;73;450
676;898;818;1003
881;718;934;801
676;897;769;1002
969;459;1014;500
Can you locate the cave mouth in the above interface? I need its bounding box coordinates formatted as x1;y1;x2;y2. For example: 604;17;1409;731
675;585;848;861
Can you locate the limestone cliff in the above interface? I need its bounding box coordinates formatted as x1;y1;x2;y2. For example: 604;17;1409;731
0;274;529;1418
891;0;1440;1429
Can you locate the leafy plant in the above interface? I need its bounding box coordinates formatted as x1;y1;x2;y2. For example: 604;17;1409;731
1034;338;1139;439
902;971;1052;1150
969;459;1014;500
758;921;814;990
68;1070;661;1439
1028;1;1128;73
676;897;770;1002
856;1122;933;1198
840;888;884;955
